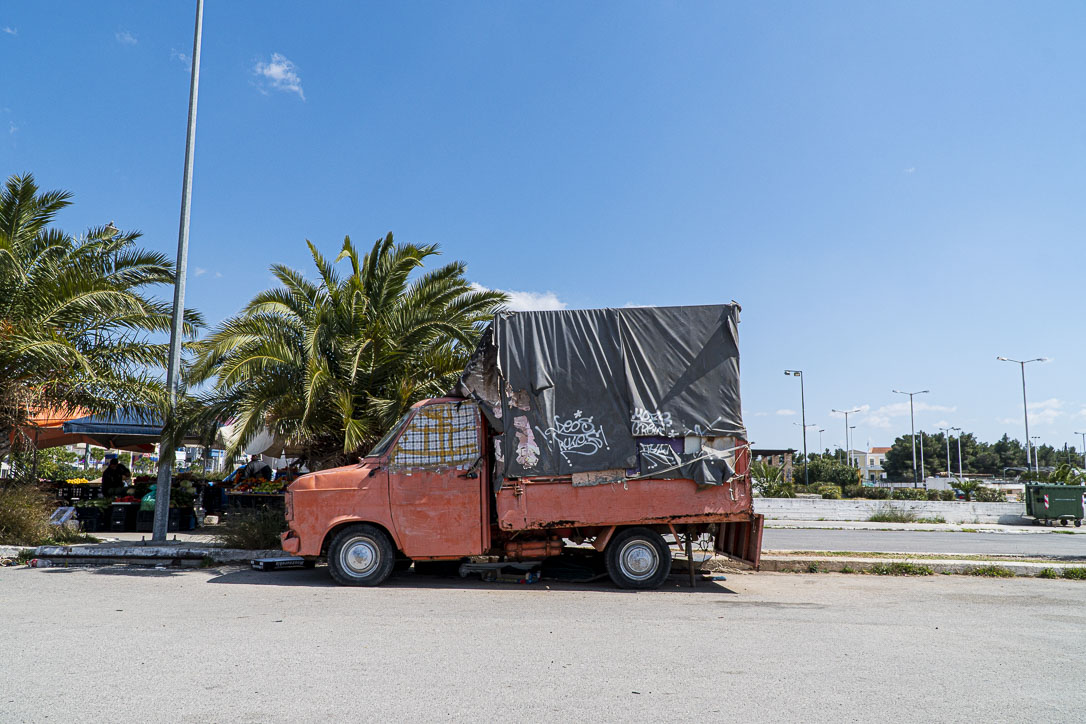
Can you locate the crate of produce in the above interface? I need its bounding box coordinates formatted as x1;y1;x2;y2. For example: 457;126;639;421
136;509;180;532
109;503;139;532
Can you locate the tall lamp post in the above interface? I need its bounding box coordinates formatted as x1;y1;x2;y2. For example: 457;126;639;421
951;426;963;483
784;370;808;486
938;426;953;484
918;429;925;484
997;356;1047;474
1030;436;1041;475
818;428;825;455
849;425;858;468
1075;431;1086;469
153;0;204;542
892;389;929;487
832;408;861;468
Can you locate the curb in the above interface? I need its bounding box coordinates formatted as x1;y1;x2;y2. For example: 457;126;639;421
31;545;283;564
760;554;1086;578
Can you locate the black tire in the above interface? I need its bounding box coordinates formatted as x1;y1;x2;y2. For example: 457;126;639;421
1061;519;1069;527
1076;519;1082;528
605;527;671;590
327;524;395;587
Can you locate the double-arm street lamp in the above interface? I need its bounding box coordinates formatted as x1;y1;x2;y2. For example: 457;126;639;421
784;370;808;486
892;389;929;486
831;408;861;467
997;357;1047;473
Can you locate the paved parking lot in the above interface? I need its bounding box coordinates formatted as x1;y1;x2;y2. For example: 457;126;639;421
3;565;1084;723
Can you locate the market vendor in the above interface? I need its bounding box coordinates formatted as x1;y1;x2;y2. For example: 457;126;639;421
241;456;273;481
101;457;131;497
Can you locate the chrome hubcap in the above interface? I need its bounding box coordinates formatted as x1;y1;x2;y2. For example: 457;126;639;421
619;540;658;581
341;536;379;576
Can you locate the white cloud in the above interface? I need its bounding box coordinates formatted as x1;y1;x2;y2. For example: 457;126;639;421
2;26;16;36
214;271;223;278
857;401;955;429
933;420;950;429
776;409;796;416
753;412;768;417
904;166;916;174
115;30;137;45
1026;398;1063;426
171;49;191;70
195;267;207;277
8;121;16;135
253;53;305;100
470;282;566;312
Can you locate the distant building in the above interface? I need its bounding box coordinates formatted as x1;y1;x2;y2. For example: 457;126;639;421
861;446;890;482
751;448;795;482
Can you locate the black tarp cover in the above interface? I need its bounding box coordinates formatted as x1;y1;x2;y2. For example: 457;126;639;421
453;304;745;485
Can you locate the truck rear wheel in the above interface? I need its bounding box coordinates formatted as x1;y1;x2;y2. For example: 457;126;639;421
327;524;395;587
605;527;671;590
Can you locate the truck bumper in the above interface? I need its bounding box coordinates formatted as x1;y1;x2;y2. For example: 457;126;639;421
280;530;300;555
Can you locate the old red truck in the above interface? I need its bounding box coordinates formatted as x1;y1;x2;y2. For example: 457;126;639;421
282;304;763;588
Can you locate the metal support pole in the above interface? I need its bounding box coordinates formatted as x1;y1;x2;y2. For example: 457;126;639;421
799;373;807;484
918;430;924;487
154;0;203;542
1076;432;1086;469
956;434;963;483
686;528;696;589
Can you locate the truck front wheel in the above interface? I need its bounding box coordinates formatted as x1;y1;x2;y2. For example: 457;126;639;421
327;524;395;587
605;527;671;590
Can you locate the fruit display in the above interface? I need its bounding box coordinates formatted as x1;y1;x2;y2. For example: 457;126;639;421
66;477;92;485
232;478;284;494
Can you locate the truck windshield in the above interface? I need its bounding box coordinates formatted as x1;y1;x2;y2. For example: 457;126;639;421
365;412;412;459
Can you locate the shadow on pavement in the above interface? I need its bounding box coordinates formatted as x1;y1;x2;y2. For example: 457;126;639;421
204;565;738;594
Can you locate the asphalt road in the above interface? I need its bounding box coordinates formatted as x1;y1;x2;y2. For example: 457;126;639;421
763;528;1086;558
3;566;1084;723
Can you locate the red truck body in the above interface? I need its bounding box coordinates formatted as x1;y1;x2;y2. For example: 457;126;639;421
282;397;763;587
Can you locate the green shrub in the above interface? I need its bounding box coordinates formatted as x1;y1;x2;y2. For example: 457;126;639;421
1062;567;1086;580
868;506;917;523
0;484;52;545
214;508;288;550
974;486;1007;503
817;484;842;500
916;516;946;524
792;459;860;488
925;490;942;501
843;485;865;499
963;565;1015;578
1037;568;1061;579
892;488;926;501
870;561;933;576
866;487;891;500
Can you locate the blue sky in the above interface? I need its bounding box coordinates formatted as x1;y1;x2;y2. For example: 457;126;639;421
3;2;1085;452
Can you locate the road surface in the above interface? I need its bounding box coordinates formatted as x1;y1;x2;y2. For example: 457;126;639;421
763;528;1086;558
2;565;1084;723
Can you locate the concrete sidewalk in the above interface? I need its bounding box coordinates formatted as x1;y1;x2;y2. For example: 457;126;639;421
766;519;1086;534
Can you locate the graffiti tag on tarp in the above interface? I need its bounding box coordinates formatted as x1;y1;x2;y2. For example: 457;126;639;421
639;442;681;470
631;408;674;436
540;411;609;464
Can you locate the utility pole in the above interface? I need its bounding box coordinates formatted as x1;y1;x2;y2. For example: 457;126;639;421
952;426;963;483
849;425;857;468
918;429;925;485
784;370;808;486
832;408;861;468
154;0;203;542
818;428;825;455
1075;431;1086;470
892;389;929;487
997;357;1046;474
939;427;953;484
1031;436;1041;475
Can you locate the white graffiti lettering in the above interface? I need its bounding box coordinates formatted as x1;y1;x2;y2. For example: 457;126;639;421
540;412;609;464
639;443;681;469
631;407;673;436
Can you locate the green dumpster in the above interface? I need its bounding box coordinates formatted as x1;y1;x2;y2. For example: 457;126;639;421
1024;484;1085;527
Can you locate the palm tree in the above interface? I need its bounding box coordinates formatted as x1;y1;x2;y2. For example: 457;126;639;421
0;173;202;464
191;233;506;469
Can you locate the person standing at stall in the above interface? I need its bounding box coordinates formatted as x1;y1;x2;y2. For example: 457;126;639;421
101;457;131;497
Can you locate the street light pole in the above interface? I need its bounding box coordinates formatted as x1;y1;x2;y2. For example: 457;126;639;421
818;428;825;455
1030;436;1041;475
997;357;1047;474
153;0;203;542
892;389;929;487
849;425;857;468
1075;431;1086;469
832;408;861;468
952;426;963;483
939;426;952;483
918;429;925;484
784;370;808;486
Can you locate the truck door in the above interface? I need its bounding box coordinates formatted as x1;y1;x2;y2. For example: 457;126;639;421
386;401;487;558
